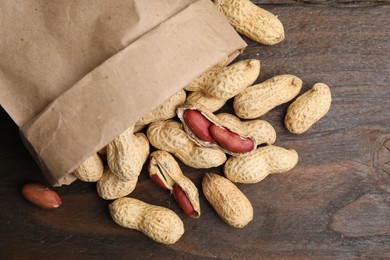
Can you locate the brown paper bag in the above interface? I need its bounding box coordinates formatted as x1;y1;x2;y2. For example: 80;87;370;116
0;0;246;186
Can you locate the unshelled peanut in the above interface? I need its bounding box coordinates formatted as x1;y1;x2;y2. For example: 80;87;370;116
224;145;298;183
96;131;148;200
22;183;62;209
202;173;253;228
107;129;149;182
285;83;332;134
73;153;104;182
185;59;260;99
234;75;302;119
177;104;256;156
214;0;285;45
109;197;184;244
148;150;200;218
147;120;226;168
185;91;226;113
96;167;138;200
136;89;186;126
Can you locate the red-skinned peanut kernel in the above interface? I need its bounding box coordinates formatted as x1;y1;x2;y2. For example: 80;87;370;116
150;174;171;190
22;183;62;209
183;109;213;142
209;124;254;153
173;184;195;217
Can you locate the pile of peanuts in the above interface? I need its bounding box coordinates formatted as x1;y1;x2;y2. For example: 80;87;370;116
22;0;332;245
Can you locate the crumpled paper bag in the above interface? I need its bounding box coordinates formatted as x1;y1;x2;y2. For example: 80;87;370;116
0;0;246;186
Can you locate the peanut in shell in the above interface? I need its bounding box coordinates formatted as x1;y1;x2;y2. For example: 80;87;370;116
214;0;285;45
202;173;253;228
234;74;302;119
285;83;332;134
224;145;298;184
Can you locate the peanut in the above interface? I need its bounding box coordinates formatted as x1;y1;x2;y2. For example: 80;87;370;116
177;104;256;156
224;145;298;184
234;75;303;119
214;0;285;45
185;91;226;113
136;89;186;126
173;184;194;217
216;113;276;146
209;124;254;154
22;183;62;209
184;63;224;92
183;109;213;142
147;120;226;168
96;167;138;200
109;197;184;244
73;153;104;182
202;173;253;228
107;128;149;182
285;83;332;134
185;59;260;99
148;150;200;218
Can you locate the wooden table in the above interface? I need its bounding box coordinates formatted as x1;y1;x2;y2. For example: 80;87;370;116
1;1;389;259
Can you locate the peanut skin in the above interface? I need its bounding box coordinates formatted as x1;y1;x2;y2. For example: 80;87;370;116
73;153;104;182
202;173;253;228
224;145;298;184
234;75;303;119
109;197;184;244
214;0;285;45
173;184;195;217
209;124;254;153
22;183;62;209
147;120;226;168
285;83;332;134
183;109;213;142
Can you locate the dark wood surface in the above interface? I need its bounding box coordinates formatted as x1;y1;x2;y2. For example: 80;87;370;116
1;1;389;259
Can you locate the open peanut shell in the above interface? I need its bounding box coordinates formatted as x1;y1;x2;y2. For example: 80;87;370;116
148;150;201;219
177;103;257;157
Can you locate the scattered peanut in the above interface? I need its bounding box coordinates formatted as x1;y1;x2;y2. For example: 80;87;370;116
109;197;184;244
224;145;298;184
234;75;302;119
107;128;149;182
73;153;104;182
202;173;253;228
285;83;332;134
148;150;200;218
177;104;256;156
147;120;226;168
96;167;138;200
214;0;285;45
136;89;186;126
185;59;260;99
22;183;62;209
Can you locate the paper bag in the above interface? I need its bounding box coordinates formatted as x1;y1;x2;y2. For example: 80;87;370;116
0;0;246;186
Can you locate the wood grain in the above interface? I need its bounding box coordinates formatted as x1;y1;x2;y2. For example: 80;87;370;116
1;1;390;259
